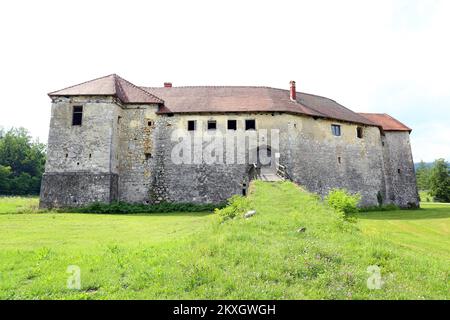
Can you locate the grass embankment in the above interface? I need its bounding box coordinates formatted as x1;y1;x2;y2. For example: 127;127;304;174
0;182;449;299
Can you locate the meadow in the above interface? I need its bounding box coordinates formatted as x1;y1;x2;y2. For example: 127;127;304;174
0;182;448;299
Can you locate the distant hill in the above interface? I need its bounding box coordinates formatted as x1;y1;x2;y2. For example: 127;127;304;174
414;162;434;170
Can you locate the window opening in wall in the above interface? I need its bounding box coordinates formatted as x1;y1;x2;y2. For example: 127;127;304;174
245;119;256;130
117;116;122;124
242;188;247;196
65;153;68;158
76;162;80;166
228;120;237;130
89;154;92;159
331;124;341;136
72;106;83;126
145;153;153;160
382;141;385;146
207;120;217;130
187;120;196;131
338;157;341;164
147;120;154;127
398;169;401;174
357;127;363;139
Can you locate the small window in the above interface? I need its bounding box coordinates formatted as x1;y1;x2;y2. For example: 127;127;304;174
245;119;256;131
357;127;363;139
187;120;196;131
147;120;153;127
331;124;341;136
145;153;153;160
207;120;217;130
72;106;83;126
228;120;237;130
338;157;341;164
398;169;401;174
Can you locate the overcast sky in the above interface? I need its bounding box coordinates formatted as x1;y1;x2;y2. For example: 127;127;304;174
0;0;448;162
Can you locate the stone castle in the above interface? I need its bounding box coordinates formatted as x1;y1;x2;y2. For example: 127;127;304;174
39;74;419;208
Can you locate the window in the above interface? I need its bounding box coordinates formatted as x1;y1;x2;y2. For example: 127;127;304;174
72;106;83;126
187;120;196;131
145;153;153;160
245;119;256;131
398;169;401;174
207;120;217;130
357;127;364;139
331;124;341;136
147;120;154;127
338;157;341;164
228;120;237;130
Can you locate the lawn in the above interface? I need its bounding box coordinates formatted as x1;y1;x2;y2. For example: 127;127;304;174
0;184;449;300
358;203;450;260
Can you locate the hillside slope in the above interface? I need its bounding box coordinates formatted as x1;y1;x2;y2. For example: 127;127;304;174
0;181;448;299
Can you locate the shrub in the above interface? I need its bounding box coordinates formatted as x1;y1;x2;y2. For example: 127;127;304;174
214;195;250;222
325;189;361;218
64;201;225;214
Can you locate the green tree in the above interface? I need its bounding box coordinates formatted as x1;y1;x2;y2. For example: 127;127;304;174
429;159;450;203
416;160;432;191
0;127;46;195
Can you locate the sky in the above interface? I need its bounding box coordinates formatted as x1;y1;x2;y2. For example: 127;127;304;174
0;0;449;162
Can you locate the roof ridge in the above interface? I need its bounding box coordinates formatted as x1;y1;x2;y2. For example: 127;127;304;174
48;74;116;96
115;75;164;104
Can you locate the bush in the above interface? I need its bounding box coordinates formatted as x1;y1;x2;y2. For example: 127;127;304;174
214;195;250;222
325;189;361;218
64;201;225;214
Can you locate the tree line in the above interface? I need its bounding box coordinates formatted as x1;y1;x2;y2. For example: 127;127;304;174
416;159;450;202
0;127;46;195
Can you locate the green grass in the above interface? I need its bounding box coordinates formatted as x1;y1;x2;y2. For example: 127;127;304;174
357;203;450;260
0;184;449;300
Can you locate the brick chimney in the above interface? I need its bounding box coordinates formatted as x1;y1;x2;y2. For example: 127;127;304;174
164;82;172;88
290;81;296;101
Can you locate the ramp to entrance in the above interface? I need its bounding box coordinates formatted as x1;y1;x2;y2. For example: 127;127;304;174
259;166;283;182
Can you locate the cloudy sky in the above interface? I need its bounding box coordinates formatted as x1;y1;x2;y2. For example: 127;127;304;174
0;0;448;162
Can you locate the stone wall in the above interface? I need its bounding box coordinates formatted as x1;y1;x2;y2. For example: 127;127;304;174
284;116;385;206
117;104;159;203
381;131;419;208
40;97;419;208
40;172;118;208
40;96;122;208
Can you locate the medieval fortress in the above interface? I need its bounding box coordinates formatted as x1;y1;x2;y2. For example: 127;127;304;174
40;74;419;208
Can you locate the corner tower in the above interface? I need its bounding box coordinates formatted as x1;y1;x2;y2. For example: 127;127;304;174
39;74;163;208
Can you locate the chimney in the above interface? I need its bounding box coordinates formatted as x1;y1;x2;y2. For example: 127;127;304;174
290;81;296;101
164;82;172;88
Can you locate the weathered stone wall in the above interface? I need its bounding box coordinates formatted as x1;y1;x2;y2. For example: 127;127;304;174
40;96;122;208
117;104;159;203
282;116;385;206
40;172;118;208
381;131;419;208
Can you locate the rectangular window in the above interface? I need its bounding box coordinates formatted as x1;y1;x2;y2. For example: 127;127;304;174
207;120;217;130
72;106;83;126
187;120;196;131
245;119;256;131
331;124;341;136
357;127;363;139
228;120;237;130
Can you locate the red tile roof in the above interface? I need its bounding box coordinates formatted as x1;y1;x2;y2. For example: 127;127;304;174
49;74;164;104
49;74;412;129
143;86;376;126
358;113;412;132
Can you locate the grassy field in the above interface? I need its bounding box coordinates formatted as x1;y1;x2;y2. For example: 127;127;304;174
0;184;449;300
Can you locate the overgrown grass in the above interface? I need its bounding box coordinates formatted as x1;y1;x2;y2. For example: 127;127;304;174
0;183;449;299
